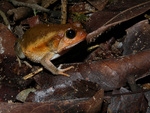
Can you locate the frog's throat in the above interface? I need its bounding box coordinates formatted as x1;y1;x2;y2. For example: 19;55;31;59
51;53;61;60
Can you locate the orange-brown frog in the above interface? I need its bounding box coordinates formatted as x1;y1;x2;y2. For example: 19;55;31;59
15;22;87;77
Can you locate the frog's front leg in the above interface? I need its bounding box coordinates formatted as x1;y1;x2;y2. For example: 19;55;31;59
41;52;74;77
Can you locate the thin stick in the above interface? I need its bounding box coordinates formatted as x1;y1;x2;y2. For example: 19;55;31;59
23;68;43;80
61;0;67;24
0;10;10;28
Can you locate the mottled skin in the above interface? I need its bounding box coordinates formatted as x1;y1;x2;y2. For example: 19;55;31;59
15;22;87;76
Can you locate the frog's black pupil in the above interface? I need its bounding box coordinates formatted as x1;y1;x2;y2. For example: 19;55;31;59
66;29;76;39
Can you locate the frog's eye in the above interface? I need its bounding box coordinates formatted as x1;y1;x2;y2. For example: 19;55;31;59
66;29;76;39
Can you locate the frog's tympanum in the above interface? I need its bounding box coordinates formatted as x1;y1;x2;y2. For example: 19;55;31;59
15;22;87;77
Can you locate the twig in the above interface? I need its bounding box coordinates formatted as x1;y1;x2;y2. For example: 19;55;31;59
87;45;100;51
61;0;67;24
0;10;10;29
8;0;50;13
23;67;43;80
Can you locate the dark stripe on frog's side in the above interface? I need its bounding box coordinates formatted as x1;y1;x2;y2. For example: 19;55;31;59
29;35;62;53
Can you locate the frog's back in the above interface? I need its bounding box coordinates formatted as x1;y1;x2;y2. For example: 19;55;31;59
20;24;70;49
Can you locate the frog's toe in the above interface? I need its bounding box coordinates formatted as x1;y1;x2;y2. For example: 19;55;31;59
58;71;70;77
58;65;74;77
58;64;74;70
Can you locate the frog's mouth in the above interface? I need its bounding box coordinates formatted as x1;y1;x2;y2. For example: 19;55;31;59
57;38;85;54
65;38;85;49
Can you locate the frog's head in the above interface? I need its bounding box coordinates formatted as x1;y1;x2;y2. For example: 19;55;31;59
57;22;87;53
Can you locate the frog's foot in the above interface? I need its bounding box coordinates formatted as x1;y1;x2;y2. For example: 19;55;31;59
16;57;32;68
58;64;74;77
23;61;32;68
16;56;22;67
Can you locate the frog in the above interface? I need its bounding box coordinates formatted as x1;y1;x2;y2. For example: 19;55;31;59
15;22;87;77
